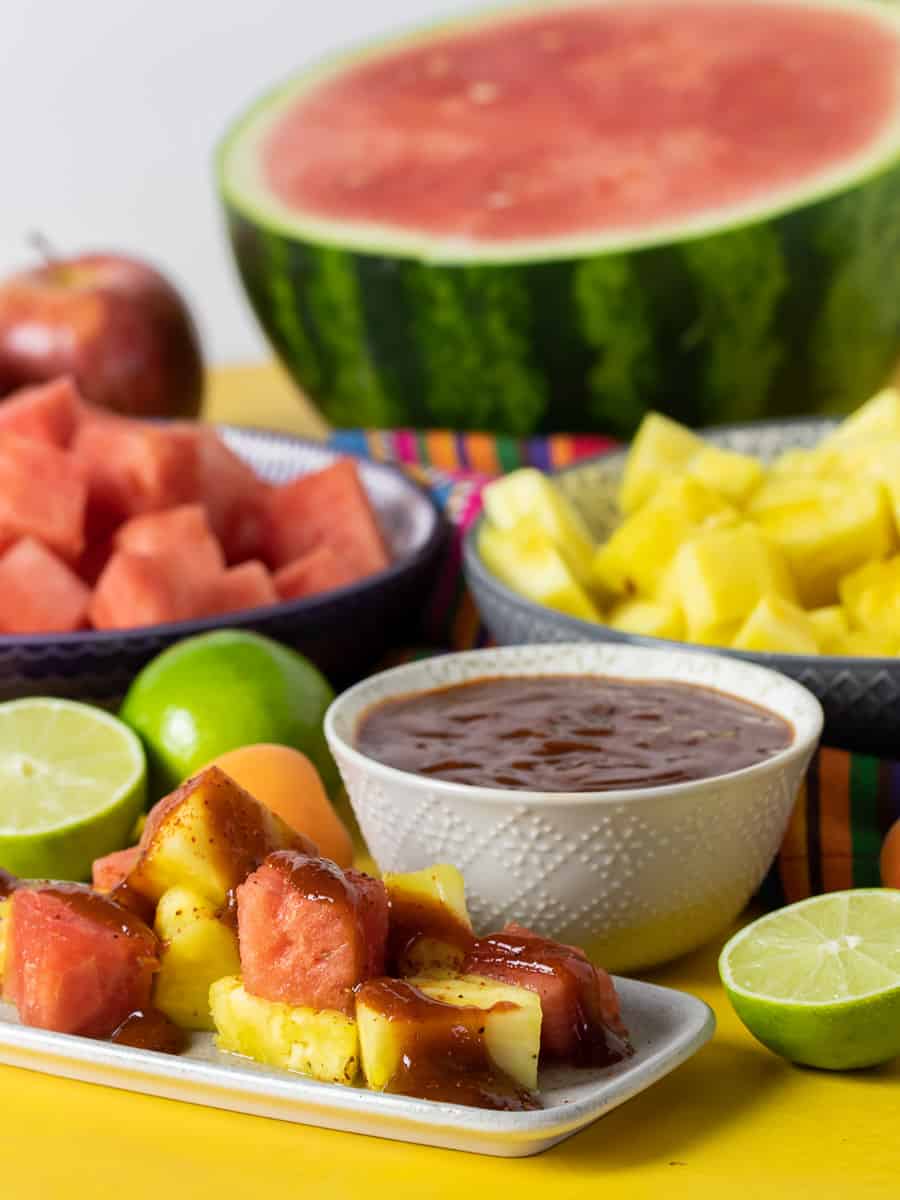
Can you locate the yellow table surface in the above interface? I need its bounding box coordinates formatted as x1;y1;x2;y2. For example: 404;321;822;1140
2;364;897;1198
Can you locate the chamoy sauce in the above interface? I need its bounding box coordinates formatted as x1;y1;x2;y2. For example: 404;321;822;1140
387;891;475;975
356;675;792;791
358;978;539;1110
0;869;19;898
111;1008;186;1056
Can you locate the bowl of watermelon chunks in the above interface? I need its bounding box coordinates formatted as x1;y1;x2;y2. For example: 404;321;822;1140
0;377;445;699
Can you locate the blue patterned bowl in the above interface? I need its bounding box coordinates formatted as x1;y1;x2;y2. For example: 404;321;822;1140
463;418;900;757
0;425;445;702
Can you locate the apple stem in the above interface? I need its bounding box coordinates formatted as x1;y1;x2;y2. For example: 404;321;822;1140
28;231;61;267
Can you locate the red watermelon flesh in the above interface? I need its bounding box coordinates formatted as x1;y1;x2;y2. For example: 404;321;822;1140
0;377;83;447
462;923;627;1063
115;504;225;579
0;434;86;560
236;851;388;1014
208;560;277;615
273;544;363;601
92;847;142;892
5;884;159;1038
263;458;390;574
0;538;91;634
73;412;199;533
189;429;271;563
264;2;900;241
90;551;183;629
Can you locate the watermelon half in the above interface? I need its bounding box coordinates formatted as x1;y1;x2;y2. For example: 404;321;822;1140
219;0;900;436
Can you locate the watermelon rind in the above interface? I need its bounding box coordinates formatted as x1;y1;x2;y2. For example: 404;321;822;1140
218;0;900;435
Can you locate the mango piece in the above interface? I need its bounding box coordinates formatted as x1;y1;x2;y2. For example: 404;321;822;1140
686;445;764;506
808;606;850;653
593;478;733;598
383;863;473;977
839;557;900;635
620;413;702;514
749;477;894;607
153;886;241;1031
732;595;819;655
478;519;601;622
481;468;595;586
821;387;900;447
607;599;685;640
210;975;359;1084
356;975;541;1093
672;524;795;643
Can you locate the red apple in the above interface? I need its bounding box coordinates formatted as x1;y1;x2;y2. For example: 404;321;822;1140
0;251;204;419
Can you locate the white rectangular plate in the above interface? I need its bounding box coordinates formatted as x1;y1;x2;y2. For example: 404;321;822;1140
0;978;713;1157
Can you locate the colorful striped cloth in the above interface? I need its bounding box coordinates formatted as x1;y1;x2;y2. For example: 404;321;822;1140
328;427;898;907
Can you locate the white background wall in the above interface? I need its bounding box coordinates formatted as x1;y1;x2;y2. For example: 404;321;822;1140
1;0;458;364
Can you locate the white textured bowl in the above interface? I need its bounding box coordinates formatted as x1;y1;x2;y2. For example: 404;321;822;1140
325;644;823;973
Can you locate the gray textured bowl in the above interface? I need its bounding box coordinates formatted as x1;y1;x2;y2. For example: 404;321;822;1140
0;425;446;703
463;418;900;757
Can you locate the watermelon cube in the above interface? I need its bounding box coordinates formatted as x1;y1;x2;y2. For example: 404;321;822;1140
236;852;389;1015
5;884;159;1038
262;459;390;576
0;538;91;634
73;412;200;531
0;377;82;447
115;504;225;579
0;434;86;560
273;544;362;601
207;561;278;615
463;924;627;1064
92;846;141;892
190;429;271;563
90;551;182;630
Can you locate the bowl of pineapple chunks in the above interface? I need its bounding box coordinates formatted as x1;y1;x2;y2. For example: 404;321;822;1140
464;387;900;756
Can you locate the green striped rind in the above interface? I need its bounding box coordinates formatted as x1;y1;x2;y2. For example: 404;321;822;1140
224;159;900;436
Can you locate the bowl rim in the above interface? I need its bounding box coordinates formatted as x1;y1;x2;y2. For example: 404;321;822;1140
462;415;900;671
324;642;824;807
0;423;446;649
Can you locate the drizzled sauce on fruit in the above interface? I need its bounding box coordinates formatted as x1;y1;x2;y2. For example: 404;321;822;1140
387;891;475;975
464;926;632;1068
40;884;157;944
357;674;793;791
357;978;539;1110
0;869;19;898
110;1008;186;1055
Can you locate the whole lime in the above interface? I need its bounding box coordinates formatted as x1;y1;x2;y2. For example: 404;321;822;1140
120;630;338;799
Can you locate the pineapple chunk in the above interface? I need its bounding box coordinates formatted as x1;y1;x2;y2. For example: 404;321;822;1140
732;595;819;655
478;519;601;622
210;976;359;1084
686;445;764;506
153;886;241;1031
839;556;900;635
808;606;850;653
821;386;900;446
607;599;684;640
593;478;733;598
383;864;473;976
357;975;542;1093
129;766;307;907
481;468;596;586
768;448;834;478
620;412;703;514
672;524;795;643
0;898;9;979
831;631;898;657
749;477;895;606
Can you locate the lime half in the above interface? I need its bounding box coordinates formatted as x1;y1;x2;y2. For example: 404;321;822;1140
0;698;146;882
720;889;900;1070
